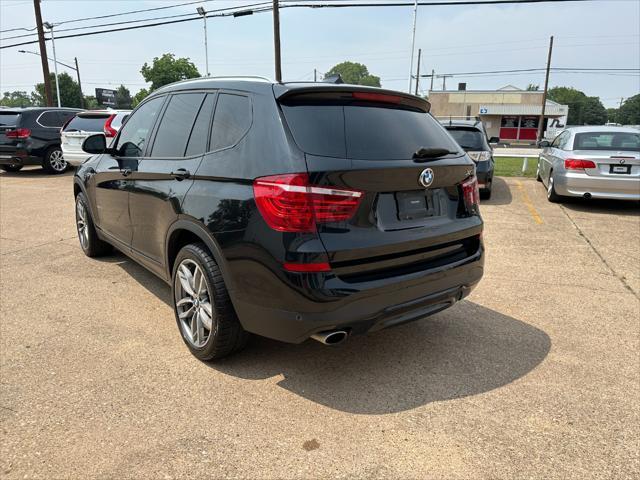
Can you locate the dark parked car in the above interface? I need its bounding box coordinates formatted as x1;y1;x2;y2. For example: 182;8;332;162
74;77;484;360
0;107;82;173
440;119;498;199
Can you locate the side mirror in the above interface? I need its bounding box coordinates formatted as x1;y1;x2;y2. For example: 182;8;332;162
488;137;500;145
82;134;107;154
538;140;551;148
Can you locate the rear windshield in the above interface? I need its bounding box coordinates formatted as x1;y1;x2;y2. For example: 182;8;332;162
63;114;109;132
0;113;21;127
574;131;640;151
445;127;487;151
281;100;459;160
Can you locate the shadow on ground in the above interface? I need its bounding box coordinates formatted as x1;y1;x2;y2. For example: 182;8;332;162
113;253;551;415
560;197;640;216
481;176;513;206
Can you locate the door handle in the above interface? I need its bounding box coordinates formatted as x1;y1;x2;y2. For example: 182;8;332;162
121;168;132;177
170;168;191;181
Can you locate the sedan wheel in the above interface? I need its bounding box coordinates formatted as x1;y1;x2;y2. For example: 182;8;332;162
174;259;214;349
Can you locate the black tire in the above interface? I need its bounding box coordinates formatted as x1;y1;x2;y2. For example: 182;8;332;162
75;192;112;257
42;146;67;174
546;171;562;203
172;243;248;361
1;164;23;172
480;178;492;200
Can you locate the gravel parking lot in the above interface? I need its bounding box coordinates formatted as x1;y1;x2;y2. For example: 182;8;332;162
1;168;638;479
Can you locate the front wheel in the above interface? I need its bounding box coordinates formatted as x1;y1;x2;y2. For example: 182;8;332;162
42;147;67;174
536;161;542;182
172;243;248;361
75;192;112;257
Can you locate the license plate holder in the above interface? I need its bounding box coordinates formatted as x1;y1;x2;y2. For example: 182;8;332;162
610;164;631;174
396;190;438;220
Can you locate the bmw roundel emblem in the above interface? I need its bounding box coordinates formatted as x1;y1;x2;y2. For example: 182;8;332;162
419;168;434;188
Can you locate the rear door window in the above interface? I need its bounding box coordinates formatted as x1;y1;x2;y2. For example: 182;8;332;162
150;93;205;158
209;93;252;151
281;98;459;160
63;115;109;132
185;94;215;156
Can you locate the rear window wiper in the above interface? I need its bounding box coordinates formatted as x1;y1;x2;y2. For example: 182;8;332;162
413;147;457;161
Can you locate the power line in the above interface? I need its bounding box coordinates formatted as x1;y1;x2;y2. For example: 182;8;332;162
0;0;599;43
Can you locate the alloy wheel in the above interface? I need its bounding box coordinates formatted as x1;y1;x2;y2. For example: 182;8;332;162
49;149;67;172
75;199;89;250
174;259;214;348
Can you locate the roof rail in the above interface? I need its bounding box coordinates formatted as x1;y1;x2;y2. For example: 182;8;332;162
434;115;482;127
201;75;272;82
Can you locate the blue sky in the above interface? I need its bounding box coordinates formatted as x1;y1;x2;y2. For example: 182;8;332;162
1;0;639;107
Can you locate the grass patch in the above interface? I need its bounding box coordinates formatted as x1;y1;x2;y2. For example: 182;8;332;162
494;156;538;177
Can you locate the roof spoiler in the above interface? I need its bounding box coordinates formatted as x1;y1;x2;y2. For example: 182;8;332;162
274;85;431;113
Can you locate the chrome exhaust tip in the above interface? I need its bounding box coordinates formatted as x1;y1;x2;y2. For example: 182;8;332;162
583;192;592;199
310;330;348;346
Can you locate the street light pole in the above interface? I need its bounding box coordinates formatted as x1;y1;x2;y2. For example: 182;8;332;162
44;22;61;107
408;0;418;93
197;7;210;76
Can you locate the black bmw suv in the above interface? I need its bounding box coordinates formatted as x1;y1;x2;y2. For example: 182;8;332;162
74;77;484;360
0;107;81;173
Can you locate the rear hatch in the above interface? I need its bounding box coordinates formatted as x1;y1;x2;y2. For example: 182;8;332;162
0;111;22;156
61;113;110;155
276;87;481;282
572;131;640;178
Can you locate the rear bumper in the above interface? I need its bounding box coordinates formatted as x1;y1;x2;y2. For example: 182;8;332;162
0;152;41;166
475;160;493;190
555;171;640;200
62;149;91;166
231;244;484;343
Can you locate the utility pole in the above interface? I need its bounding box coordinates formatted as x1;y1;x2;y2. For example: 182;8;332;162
441;74;452;91
408;0;418;93
74;57;84;109
314;68;317;82
272;0;282;82
538;35;554;143
414;48;421;96
430;69;435;91
33;0;53;106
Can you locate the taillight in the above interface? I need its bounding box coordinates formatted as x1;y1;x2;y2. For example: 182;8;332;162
253;173;363;232
565;158;596;170
6;128;31;139
104;114;117;137
461;175;480;211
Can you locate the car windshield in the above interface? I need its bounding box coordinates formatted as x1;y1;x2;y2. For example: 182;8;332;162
281;100;459;160
446;127;486;151
64;114;110;133
574;131;640;152
0;113;21;127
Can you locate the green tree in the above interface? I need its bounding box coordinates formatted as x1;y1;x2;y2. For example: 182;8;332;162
84;95;99;109
548;86;607;125
606;108;619;124
526;83;539;91
325;61;381;87
32;72;83;108
0;91;34;107
132;88;149;108
618;94;640;125
140;53;200;91
115;85;133;109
